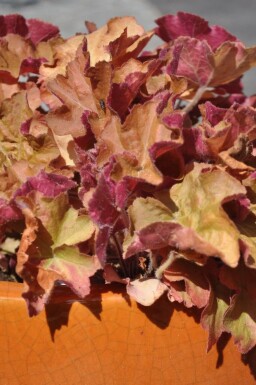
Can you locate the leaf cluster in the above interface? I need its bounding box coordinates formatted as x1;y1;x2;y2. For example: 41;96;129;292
1;12;256;353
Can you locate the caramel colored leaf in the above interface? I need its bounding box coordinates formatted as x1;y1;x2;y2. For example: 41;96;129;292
211;42;256;86
111;101;172;185
86;17;144;66
125;164;245;267
93;101;170;185
0;35;34;82
46;44;97;138
39;35;85;79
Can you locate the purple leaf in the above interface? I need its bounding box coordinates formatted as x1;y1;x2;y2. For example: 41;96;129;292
0;199;22;226
14;171;77;198
88;164;120;228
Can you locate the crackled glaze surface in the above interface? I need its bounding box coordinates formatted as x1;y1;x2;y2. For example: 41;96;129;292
0;282;255;385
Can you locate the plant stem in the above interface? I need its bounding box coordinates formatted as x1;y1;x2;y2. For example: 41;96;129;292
0;248;13;255
183;85;208;114
112;234;129;278
155;250;178;279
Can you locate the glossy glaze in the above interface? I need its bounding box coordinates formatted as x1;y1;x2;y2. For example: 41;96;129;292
0;282;255;385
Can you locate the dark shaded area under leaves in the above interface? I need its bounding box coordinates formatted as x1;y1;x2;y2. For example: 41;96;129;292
0;269;20;282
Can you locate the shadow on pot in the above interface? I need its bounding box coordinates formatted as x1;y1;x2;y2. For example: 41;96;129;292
45;283;131;341
136;293;174;329
216;332;232;368
242;346;256;380
45;282;198;340
44;281;256;379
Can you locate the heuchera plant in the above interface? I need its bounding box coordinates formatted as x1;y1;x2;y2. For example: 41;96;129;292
1;12;256;354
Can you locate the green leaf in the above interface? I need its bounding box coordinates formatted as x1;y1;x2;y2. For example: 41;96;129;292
200;280;230;351
219;262;256;352
170;163;245;267
40;245;98;297
125;164;245;267
31;194;95;248
223;293;256;353
54;208;95;248
123;197;174;256
32;193;69;242
16;195;98;315
233;202;256;268
128;196;173;231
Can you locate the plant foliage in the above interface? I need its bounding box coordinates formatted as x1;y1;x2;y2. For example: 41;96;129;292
1;12;256;353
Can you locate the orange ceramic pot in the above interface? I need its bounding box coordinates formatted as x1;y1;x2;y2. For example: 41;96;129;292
0;281;255;385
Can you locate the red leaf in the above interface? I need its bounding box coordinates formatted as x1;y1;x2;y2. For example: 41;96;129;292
88;162;125;263
27;18;59;45
20;57;46;75
88;163;120;228
156;12;237;50
0;16;7;37
3;14;28;37
165;37;214;86
108;59;160;119
0;198;22;226
149;112;185;160
164;258;210;309
202;101;227;126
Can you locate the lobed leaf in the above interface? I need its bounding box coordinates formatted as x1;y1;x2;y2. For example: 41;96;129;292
125;164;245;268
46;44;97;139
170;164;246;267
1;11;256;353
223;293;256;353
162;35;256;89
201;279;231;351
85;17;145;66
16;194;98;315
156;12;237;50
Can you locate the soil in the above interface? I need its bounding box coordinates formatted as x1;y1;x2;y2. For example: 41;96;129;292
0;269;18;282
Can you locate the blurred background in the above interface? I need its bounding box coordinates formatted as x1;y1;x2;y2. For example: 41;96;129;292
0;0;256;95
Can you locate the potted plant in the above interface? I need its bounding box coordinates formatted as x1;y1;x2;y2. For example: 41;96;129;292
1;11;256;384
